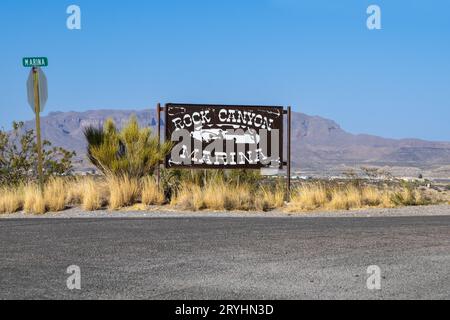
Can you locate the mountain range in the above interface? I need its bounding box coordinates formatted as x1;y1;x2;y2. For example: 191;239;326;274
19;109;450;178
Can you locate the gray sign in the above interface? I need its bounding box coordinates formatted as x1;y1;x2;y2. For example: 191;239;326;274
27;67;48;113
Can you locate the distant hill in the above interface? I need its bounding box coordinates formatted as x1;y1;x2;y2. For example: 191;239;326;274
20;109;450;178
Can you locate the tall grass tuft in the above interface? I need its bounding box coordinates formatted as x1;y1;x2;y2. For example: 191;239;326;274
142;176;165;205
327;186;362;210
202;181;227;210
0;186;23;214
44;178;67;212
66;177;84;206
289;184;329;211
255;185;285;211
171;183;204;211
108;175;140;210
23;184;46;215
391;187;428;206
81;178;105;211
224;184;253;211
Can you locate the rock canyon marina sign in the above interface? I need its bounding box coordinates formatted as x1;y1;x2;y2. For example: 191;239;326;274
164;104;288;170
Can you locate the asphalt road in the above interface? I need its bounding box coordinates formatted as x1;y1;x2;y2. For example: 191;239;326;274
0;216;449;300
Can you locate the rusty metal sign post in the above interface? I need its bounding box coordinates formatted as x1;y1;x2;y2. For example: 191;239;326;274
157;103;292;196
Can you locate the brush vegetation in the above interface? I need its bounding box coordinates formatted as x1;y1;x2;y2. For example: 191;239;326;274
84;116;171;178
0;117;445;215
0;175;444;215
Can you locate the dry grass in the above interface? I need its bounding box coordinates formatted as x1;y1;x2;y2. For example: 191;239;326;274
327;186;362;210
44;178;67;212
142;176;165;205
287;183;431;212
224;184;253;211
80;178;106;211
107;175;140;210
1;175;440;215
0;186;23;214
255;186;285;211
289;184;329;211
23;184;46;215
171;182;256;211
391;187;429;206
171;183;204;211
66;177;84;206
202;182;227;210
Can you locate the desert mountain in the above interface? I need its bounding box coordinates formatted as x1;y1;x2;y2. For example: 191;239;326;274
19;109;450;178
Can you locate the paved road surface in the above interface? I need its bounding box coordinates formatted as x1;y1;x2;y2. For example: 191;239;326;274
0;216;449;299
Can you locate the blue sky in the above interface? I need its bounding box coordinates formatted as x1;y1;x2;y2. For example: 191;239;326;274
1;0;449;141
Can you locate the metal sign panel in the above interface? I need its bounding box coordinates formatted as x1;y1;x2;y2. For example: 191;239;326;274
165;103;284;169
27;68;48;113
23;57;48;67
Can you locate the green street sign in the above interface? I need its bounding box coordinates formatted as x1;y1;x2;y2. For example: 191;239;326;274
22;57;48;67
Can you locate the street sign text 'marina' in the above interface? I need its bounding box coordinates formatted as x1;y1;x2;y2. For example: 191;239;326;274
22;57;48;68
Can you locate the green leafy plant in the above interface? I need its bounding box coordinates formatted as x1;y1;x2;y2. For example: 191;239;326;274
84;116;172;178
0;121;75;186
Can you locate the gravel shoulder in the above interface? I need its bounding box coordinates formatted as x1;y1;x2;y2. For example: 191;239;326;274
1;204;449;219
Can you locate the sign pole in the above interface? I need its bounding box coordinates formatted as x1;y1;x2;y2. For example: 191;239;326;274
156;103;161;189
33;67;44;193
287;106;292;199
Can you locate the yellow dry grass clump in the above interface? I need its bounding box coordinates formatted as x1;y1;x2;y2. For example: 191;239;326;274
142;176;165;205
289;184;329;211
44;178;67;212
0;186;23;214
107;175;140;209
255;186;285;211
171;183;204;211
80;177;107;211
171;181;282;212
171;181;253;211
23;184;46;215
0;174;439;215
65;177;84;206
287;183;430;212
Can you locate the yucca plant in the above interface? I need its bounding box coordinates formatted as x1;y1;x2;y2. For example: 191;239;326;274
84;116;172;178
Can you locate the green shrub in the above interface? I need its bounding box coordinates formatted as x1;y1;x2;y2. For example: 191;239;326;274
0;121;75;186
84;116;172;178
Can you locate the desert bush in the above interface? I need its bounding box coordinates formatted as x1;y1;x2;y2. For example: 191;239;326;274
84;116;172;179
391;185;429;206
142;176;165;205
0;186;23;214
0;121;75;186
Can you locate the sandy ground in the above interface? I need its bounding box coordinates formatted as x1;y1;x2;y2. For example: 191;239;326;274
1;204;449;219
